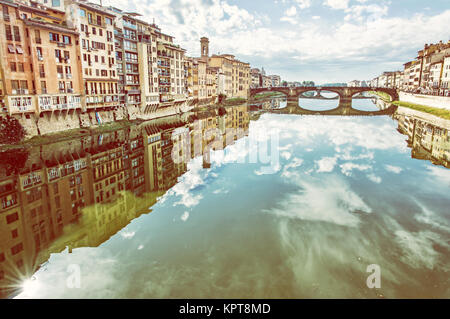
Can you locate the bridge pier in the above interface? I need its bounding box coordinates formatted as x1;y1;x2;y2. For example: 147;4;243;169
287;96;299;105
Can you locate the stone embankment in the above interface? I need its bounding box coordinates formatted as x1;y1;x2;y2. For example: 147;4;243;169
399;92;450;110
14;104;188;140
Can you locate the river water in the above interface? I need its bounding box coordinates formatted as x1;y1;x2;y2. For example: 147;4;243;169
1;97;449;298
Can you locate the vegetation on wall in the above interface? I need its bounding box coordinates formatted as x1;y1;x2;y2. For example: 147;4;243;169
0;116;26;144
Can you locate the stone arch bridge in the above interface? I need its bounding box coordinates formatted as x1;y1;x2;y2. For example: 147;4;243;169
250;86;399;116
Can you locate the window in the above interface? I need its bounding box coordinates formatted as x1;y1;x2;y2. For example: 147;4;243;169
55;49;61;60
49;32;59;42
20;80;28;90
105;17;112;25
0;252;5;263
39;64;45;77
11;229;18;239
51;0;60;7
11;80;19;91
37;47;43;59
18;62;24;72
13;26;20;41
34;29;41;43
5;24;12;41
6;212;19;224
10;62;16;72
41;81;47;93
79;9;86;17
63;35;71;44
3;5;9;21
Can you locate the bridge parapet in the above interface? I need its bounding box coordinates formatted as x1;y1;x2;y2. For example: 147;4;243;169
249;86;398;101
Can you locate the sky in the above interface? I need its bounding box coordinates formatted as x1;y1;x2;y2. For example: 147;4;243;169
104;0;450;84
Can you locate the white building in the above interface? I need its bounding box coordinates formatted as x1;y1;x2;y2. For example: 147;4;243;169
440;56;450;96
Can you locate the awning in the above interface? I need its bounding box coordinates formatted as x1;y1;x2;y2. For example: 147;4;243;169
16;46;23;54
8;44;15;53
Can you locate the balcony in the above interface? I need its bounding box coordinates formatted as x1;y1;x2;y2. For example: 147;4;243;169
8;96;35;114
127;89;141;95
12;89;30;95
123;21;137;30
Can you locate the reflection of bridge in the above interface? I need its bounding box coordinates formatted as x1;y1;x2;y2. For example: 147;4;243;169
266;103;398;116
250;86;398;116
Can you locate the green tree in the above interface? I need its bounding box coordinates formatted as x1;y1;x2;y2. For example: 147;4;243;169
0;115;26;144
0;148;29;174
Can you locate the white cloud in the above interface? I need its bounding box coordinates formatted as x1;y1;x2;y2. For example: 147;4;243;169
120;231;136;239
316;156;338;173
340;162;371;176
344;4;389;23
181;211;190;222
281;157;304;177
385;165;403;174
103;0;450;82
212;187;229;194
285;6;297;17
295;0;311;9
268;175;372;227
414;201;450;234
323;0;350;10
165;158;208;208
281;151;292;160
395;230;444;270
366;173;382;184
426;166;450;186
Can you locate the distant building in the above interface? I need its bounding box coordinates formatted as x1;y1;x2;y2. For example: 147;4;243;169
250;68;261;88
376;40;450;94
269;75;281;87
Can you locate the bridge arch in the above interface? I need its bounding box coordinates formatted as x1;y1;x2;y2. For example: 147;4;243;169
350;87;398;102
249;87;291;98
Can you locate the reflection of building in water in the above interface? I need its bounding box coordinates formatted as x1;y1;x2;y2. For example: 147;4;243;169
396;113;450;168
0;105;250;298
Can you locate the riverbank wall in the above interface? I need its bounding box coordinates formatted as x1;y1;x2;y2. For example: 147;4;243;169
399;92;450;110
11;103;189;140
395;106;450;129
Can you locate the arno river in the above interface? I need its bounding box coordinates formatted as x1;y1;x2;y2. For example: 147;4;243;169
1;95;449;298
